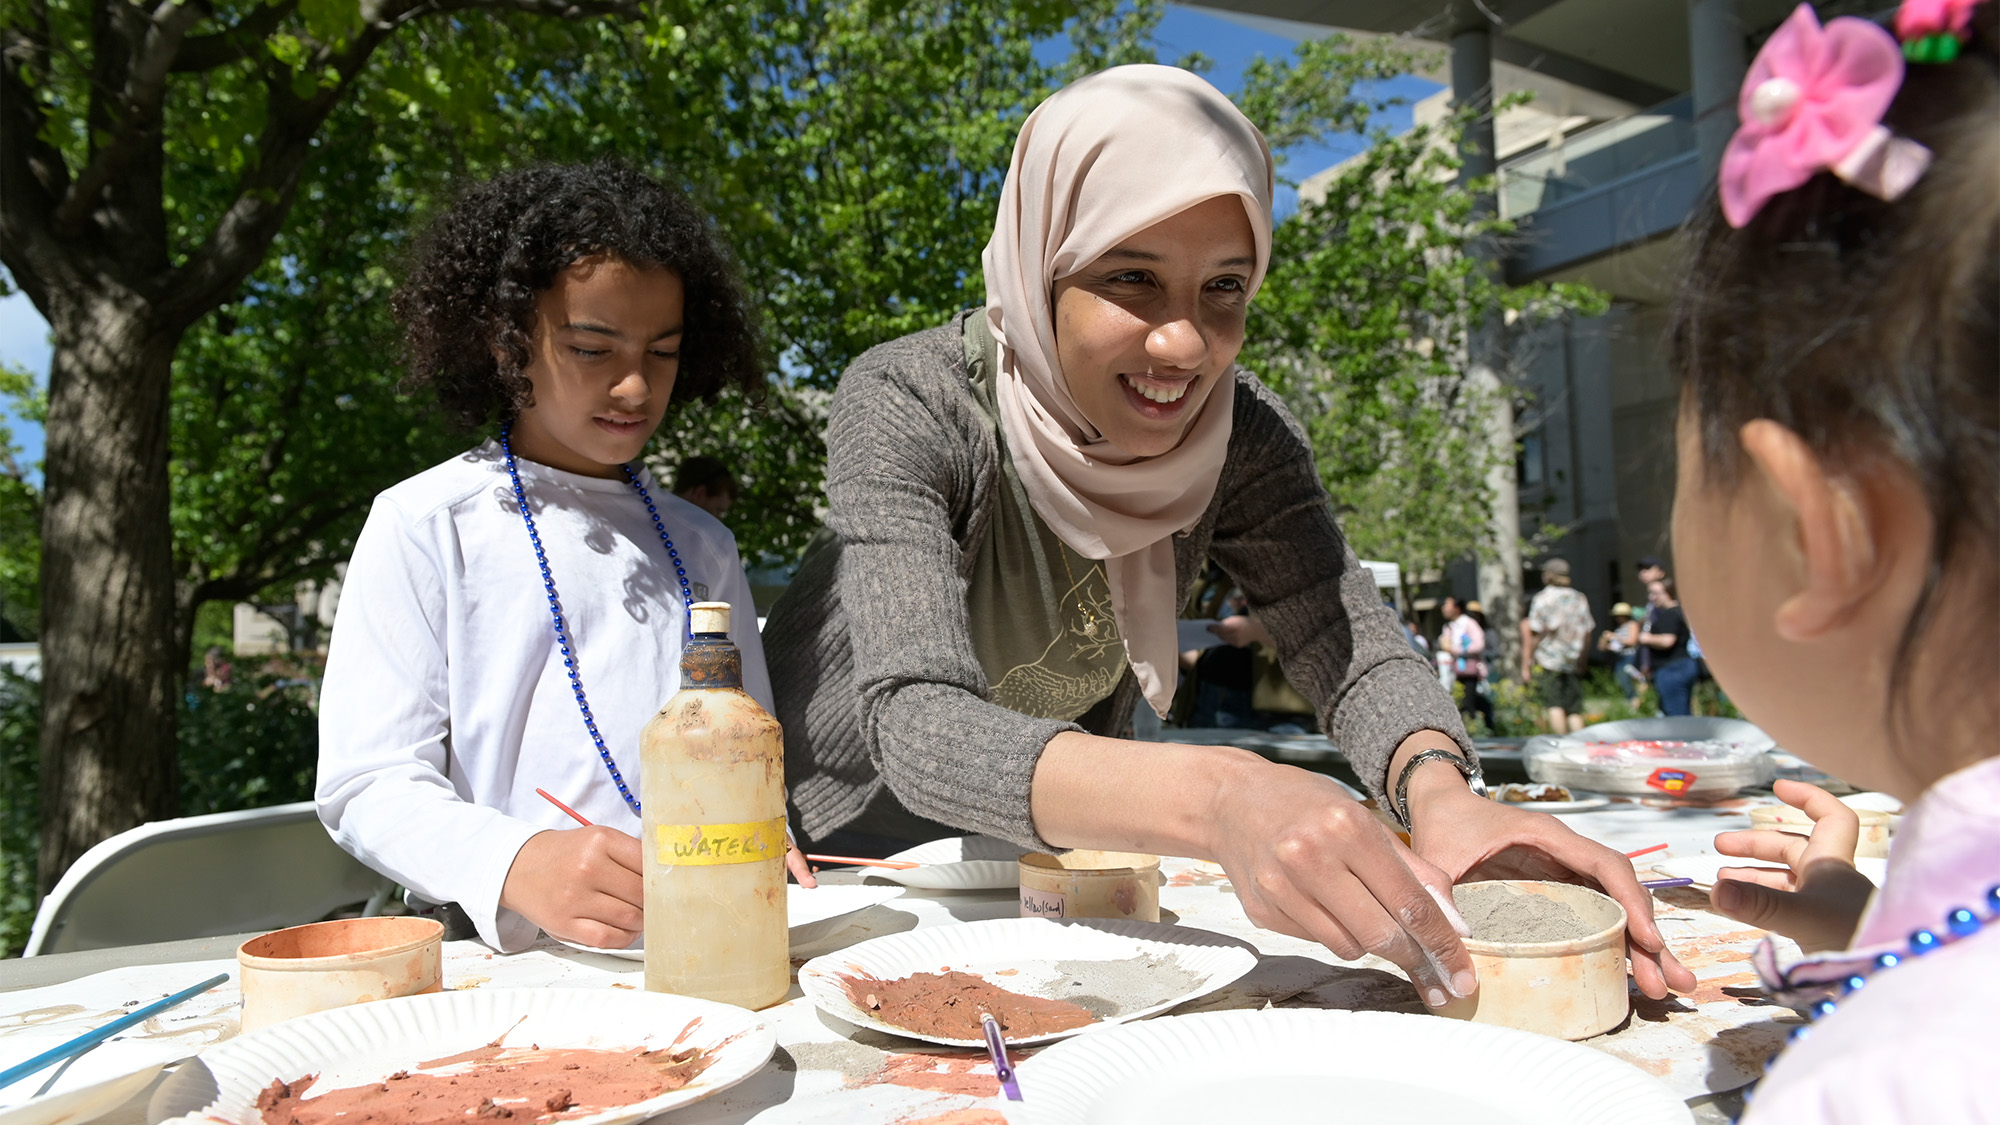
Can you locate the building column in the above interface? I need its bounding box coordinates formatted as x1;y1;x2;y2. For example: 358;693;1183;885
1689;0;1748;180
1452;22;1525;684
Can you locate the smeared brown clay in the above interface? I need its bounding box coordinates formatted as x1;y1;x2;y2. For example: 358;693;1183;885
839;970;1095;1041
254;1044;718;1125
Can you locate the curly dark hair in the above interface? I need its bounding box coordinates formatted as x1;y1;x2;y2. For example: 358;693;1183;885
393;160;764;429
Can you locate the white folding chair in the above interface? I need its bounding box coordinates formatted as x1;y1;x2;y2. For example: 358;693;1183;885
24;802;394;956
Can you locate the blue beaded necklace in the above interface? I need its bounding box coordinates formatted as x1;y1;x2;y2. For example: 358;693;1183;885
499;426;692;818
1781;884;1998;1043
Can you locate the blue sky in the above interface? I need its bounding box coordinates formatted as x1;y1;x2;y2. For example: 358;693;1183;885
0;5;1440;482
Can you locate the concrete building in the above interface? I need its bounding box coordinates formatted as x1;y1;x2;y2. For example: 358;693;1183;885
1192;0;1862;621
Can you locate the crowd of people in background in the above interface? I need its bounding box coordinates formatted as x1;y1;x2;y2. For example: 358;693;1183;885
1404;551;1720;734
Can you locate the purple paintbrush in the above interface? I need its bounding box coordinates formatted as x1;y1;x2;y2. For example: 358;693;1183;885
980;1012;1022;1101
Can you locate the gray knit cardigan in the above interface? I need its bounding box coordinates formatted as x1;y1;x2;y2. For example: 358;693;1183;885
763;313;1472;851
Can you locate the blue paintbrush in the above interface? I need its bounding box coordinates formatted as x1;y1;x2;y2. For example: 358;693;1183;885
0;972;230;1092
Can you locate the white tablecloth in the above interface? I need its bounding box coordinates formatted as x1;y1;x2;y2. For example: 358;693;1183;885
0;791;1808;1124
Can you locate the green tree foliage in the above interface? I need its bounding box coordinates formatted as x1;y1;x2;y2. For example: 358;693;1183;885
0;666;320;956
177;670;322;816
167;2;1165;607
0;669;37;955
1238;40;1603;578
0;362;40;640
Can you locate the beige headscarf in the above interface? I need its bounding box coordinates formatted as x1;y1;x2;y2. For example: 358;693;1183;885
982;65;1275;719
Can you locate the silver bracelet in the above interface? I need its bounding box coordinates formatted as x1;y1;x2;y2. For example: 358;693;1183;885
1391;748;1487;831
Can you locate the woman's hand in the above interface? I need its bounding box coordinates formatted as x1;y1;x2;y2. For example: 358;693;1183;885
1207;763;1478;1009
1406;778;1697;999
1709;780;1875;953
500;826;645;948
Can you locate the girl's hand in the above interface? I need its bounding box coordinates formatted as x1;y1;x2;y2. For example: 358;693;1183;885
501;826;645;948
1710;780;1876;953
786;834;819;888
1409;784;1697;999
1206;765;1478;1010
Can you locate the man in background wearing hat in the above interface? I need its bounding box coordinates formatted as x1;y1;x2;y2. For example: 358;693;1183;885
1521;558;1594;733
1596;601;1644;705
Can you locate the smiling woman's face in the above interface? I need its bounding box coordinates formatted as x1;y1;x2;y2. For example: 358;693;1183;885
1050;196;1256;457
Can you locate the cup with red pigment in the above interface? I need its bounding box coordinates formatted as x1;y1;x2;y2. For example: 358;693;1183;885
236;916;444;1033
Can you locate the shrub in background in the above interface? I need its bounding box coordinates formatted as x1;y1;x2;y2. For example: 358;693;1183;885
0;665;320;957
0;670;38;958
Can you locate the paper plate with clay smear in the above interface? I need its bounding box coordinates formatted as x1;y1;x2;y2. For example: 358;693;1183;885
797;917;1257;1049
1005;1008;1692;1125
560;884;907;959
859;835;1030;891
154;988;773;1125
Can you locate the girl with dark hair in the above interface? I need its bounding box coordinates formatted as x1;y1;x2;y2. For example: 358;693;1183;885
316;161;809;953
1666;3;1997;1116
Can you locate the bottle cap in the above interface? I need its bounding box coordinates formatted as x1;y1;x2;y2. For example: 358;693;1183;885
689;602;731;636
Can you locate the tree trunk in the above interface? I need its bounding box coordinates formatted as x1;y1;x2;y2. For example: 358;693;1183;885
36;287;182;894
1475;359;1524;681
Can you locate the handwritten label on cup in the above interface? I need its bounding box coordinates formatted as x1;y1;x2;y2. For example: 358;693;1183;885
1020;887;1066;919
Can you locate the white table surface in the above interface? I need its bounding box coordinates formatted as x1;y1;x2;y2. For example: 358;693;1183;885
0;790;1810;1125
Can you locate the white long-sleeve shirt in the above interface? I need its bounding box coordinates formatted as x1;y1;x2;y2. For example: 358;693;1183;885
316;441;772;950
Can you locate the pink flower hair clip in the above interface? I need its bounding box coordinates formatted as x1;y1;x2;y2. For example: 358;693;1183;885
1719;3;1934;229
1897;0;1979;63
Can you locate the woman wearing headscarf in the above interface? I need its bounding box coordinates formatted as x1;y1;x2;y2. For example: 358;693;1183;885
763;66;1690;1004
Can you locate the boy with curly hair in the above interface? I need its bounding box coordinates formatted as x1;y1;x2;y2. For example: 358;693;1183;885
316;161;802;953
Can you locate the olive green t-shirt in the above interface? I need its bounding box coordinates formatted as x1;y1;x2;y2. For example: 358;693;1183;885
960;315;1129;722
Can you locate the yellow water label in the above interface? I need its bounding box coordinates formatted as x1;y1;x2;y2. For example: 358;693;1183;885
654;817;787;866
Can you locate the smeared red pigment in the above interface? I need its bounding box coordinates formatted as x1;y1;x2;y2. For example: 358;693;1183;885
254;1043;720;1125
869;1051;1001;1096
840;970;1095;1041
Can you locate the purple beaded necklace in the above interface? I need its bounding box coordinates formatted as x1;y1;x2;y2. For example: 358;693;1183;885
499;426;692;817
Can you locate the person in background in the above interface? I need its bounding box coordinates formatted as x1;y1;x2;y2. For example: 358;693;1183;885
1639;578;1695;716
1520;558;1594;733
672;455;736;520
1597;602;1645;704
1463;599;1489;630
1636;556;1667;591
1437;596;1494;733
201;646;234;692
1401;613;1429;656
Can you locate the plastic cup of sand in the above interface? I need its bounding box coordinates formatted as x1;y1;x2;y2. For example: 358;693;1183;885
1435;880;1629;1040
1018;851;1161;923
237;916;444;1033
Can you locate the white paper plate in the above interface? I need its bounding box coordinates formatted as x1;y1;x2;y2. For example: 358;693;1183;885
861;836;1030;891
1007;1008;1692;1125
158;988;773;1125
0;1063;164;1125
798;917;1257;1048
1650;853;1887;890
1488;785;1612;814
560;884;907;959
